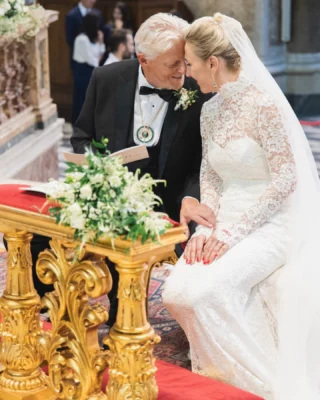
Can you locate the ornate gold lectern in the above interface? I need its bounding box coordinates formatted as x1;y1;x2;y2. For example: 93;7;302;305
0;202;185;399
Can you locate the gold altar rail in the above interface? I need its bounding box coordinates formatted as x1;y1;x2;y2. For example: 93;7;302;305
0;204;186;400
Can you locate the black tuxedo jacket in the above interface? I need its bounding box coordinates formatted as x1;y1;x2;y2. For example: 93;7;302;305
71;59;212;221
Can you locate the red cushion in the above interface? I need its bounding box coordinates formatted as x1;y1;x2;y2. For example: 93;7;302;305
0;185;182;226
41;322;262;400
0;184;50;214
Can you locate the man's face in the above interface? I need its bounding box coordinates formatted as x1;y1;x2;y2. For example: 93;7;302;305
139;40;186;90
124;33;134;58
82;0;96;9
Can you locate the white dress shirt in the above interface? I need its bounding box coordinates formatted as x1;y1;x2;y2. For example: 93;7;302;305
134;67;195;202
73;34;105;68
78;2;90;17
104;53;120;66
133;67;169;147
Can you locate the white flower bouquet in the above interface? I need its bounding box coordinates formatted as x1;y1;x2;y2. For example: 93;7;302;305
0;0;46;42
46;139;172;245
0;0;26;18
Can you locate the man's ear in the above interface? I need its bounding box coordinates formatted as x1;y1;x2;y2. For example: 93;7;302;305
137;53;148;66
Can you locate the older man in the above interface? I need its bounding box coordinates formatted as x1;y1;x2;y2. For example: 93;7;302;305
71;13;215;326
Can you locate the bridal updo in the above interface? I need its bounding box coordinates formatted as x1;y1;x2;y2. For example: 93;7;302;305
185;13;241;71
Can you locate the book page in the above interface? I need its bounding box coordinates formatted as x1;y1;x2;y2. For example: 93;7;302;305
18;146;150;195
18;182;55;195
63;145;149;166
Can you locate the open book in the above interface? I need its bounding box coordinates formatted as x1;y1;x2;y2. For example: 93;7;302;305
63;145;149;166
19;145;149;195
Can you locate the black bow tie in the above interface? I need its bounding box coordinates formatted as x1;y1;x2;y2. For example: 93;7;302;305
139;86;174;102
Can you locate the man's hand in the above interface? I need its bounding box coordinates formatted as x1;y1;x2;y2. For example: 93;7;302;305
180;198;216;237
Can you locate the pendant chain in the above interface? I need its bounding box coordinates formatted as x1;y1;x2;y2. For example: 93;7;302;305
138;92;167;128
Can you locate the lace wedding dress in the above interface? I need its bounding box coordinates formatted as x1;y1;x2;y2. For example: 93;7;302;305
163;74;297;399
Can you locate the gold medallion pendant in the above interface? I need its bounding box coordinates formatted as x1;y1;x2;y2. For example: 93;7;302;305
136;126;154;144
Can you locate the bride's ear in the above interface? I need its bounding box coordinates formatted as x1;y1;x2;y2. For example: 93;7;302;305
208;56;218;71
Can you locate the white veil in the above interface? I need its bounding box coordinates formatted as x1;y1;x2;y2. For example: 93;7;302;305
215;13;320;400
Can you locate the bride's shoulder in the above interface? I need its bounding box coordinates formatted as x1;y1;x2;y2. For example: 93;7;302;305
250;87;282;116
243;80;277;106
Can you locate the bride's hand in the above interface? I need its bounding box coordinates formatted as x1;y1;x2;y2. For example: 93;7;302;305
184;234;206;264
203;234;229;264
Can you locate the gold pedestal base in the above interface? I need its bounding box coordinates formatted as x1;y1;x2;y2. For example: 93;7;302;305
0;386;54;400
106;327;160;400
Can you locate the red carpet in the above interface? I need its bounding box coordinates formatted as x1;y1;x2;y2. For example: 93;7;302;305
102;360;263;399
300;119;320;126
40;322;262;400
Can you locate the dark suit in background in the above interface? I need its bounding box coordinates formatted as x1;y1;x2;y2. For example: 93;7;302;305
66;5;104;124
65;5;104;61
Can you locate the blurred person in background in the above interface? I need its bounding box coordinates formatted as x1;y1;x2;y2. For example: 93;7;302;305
104;29;134;65
104;1;134;43
72;13;105;124
65;0;104;64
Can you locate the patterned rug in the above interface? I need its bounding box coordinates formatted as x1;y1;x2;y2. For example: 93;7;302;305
148;267;190;369
0;248;190;369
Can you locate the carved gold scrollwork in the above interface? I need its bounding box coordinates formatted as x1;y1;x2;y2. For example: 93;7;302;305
0;232;50;393
105;335;161;400
36;239;112;400
118;276;146;302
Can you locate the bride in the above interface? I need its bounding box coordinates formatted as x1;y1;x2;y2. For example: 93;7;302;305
163;13;320;400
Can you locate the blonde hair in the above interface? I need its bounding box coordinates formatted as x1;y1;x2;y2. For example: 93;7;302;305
185;13;241;71
135;13;189;60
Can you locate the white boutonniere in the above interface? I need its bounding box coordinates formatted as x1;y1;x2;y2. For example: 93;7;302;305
174;88;198;111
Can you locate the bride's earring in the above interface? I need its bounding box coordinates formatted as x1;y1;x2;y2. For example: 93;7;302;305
211;64;217;89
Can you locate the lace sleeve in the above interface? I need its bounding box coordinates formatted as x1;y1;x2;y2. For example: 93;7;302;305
194;129;223;238
216;98;297;248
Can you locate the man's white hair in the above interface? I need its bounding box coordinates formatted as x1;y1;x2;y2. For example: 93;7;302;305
135;13;189;60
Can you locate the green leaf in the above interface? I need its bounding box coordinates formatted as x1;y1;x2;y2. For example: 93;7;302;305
92;139;106;149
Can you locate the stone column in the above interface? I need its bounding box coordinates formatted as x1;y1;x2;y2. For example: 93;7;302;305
285;0;320;115
0;9;64;182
